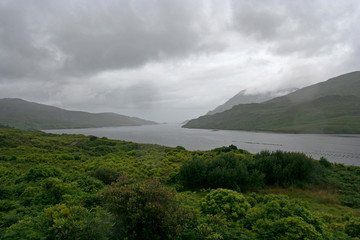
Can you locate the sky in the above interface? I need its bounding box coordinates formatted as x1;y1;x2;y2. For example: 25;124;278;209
0;0;359;123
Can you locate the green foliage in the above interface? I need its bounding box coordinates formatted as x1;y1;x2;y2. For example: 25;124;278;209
207;153;245;189
89;135;98;141
244;195;326;239
0;128;359;240
179;215;256;240
345;217;360;238
100;178;189;240
3;204;112;240
201;189;250;221
179;152;264;191
319;157;332;168
25;165;63;181
42;204;111;240
92;167;120;185
179;157;207;188
255;150;316;186
2;217;46;240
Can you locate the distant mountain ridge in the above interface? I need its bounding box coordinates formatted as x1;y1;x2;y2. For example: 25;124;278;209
0;98;157;130
207;88;298;115
184;71;360;134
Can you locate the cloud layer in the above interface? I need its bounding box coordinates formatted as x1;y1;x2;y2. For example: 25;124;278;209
0;0;359;122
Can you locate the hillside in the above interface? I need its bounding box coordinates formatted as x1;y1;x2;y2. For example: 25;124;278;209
207;88;297;115
0;128;359;239
0;98;157;130
184;71;360;133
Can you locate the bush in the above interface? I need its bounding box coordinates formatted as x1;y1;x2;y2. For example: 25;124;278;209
178;153;264;191
319;157;332;168
25;166;63;181
179;157;207;188
92;167;119;185
345;217;360;238
42;204;111;240
207;153;248;190
244;195;326;239
3;204;111;240
255;150;315;186
89;135;98;141
100;178;189;240
39;177;76;204
201;188;250;221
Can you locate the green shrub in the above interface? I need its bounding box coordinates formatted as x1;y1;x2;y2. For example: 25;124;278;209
92;167;119;185
179;153;264;191
100;178;189;240
255;150;315;186
201;188;250;221
244;195;326;239
319;157;332;168
179;157;207;188
42;204;111;240
25;166;63;181
207;153;248;190
345;217;360;238
89;135;98;141
4;204;111;240
38;177;76;204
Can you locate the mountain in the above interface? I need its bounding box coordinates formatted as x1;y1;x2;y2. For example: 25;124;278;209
207;88;298;115
0;98;157;130
183;71;360;133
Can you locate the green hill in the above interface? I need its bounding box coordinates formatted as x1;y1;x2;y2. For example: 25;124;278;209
0;98;157;130
184;71;360;133
0;128;359;239
207;88;298;115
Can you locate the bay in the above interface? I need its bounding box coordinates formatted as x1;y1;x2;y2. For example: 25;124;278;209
45;124;360;166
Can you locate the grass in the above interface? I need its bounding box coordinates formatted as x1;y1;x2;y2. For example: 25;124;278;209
259;186;360;219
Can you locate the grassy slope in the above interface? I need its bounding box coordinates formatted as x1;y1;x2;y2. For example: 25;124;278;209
0;98;157;130
184;71;360;133
1;129;359;226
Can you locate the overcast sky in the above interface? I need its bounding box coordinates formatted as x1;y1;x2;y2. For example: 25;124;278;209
0;0;359;122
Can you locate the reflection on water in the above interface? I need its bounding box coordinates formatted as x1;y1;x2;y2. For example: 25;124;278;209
45;124;360;166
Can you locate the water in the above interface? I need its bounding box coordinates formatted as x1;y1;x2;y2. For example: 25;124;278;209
45;124;360;166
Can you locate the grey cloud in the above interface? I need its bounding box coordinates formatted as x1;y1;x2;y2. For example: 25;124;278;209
0;0;214;81
231;1;287;40
0;2;55;80
0;0;359;123
231;0;360;57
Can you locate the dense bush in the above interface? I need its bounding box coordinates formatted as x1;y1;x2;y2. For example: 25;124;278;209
3;204;111;240
1;129;359;240
179;153;264;191
201;188;250;221
254;150;316;186
244;195;326;240
92;167;120;185
207;153;248;189
179;157;207;188
25;166;63;181
345;217;360;238
100;178;189;240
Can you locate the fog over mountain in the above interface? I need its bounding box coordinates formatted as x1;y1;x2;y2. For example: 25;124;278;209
0;1;359;122
207;88;298;115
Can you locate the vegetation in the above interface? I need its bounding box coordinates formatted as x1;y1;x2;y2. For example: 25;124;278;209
207;88;297;115
184;71;360;133
0;98;157;130
0;128;359;239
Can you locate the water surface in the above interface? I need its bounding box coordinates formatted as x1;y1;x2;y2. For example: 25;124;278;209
45;124;360;166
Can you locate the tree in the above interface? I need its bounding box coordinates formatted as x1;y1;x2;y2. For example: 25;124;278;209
100;178;189;240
